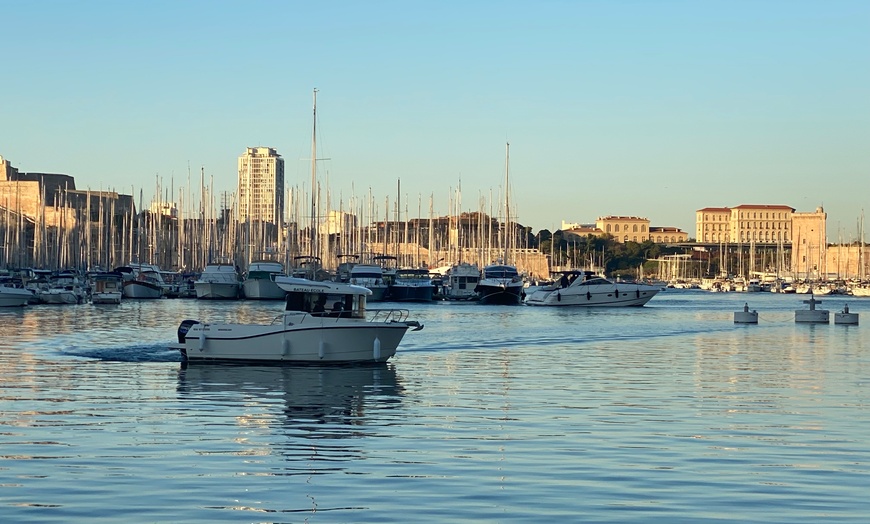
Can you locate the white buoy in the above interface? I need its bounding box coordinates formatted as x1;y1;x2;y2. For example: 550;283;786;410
373;337;381;361
198;330;207;351
318;340;325;359
795;295;829;324
834;304;859;325
734;302;758;324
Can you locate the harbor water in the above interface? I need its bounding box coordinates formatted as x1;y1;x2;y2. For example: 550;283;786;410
2;291;869;523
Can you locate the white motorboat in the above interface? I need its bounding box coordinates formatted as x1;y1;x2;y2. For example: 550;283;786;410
242;261;286;300
0;281;34;307
525;270;661;307
171;276;423;364
194;264;241;299
90;272;123;304
441;262;481;301
117;264;165;299
475;264;524;305
348;263;389;301
38;270;87;305
388;268;435;302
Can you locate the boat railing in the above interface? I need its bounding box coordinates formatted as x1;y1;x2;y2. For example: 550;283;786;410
367;308;412;323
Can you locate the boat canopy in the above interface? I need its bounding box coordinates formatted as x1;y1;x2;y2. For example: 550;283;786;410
274;276;372;296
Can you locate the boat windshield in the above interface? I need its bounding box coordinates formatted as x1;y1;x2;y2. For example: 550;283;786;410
485;266;518;279
286;291;360;318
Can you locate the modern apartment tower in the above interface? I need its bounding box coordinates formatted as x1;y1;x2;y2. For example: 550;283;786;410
237;147;284;224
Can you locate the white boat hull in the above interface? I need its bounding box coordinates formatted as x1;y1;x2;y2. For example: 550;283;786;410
176;319;410;363
242;278;286;300
123;281;163;299
38;290;84;305
195;282;240;300
525;283;660;307
92;292;122;304
0;288;33;307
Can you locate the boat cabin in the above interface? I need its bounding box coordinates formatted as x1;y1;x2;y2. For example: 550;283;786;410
277;277;371;319
556;270;610;288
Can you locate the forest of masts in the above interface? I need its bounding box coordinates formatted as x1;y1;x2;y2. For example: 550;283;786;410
0;169;546;277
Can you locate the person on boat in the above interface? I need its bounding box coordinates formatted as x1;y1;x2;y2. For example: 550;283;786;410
560;273;570;288
312;295;327;313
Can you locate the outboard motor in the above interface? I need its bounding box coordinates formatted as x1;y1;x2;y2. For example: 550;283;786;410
177;319;200;343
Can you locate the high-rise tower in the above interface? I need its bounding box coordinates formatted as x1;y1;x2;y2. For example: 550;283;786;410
237;147;284;224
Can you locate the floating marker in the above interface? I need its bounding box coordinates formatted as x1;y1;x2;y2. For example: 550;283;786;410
795;295;829;324
834;304;859;325
734;302;758;324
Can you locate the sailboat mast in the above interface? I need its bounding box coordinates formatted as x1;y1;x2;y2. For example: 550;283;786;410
310;88;319;263
503;141;510;264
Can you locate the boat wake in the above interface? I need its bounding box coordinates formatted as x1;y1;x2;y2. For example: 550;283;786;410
59;343;182;363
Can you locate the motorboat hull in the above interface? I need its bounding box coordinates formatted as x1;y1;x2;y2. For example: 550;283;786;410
123;281;163;299
91;292;122;304
388;284;434;302
0;288;33;307
195;282;240;300
525;283;660;307
476;282;524;305
242;278;286;300
38;290;84;305
176;321;410;364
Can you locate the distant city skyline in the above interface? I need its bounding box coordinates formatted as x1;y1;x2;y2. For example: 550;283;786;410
2;1;867;240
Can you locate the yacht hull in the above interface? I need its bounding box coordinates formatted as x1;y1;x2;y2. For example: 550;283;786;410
242;278;286;300
176;321;410;364
525;283;660;307
476;282;524;305
195;282;240;300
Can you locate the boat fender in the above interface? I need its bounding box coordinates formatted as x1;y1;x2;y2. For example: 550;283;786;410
556;292;561;302
318;340;325;359
586;291;591;300
198;330;206;351
636;289;640;298
614;287;618;297
373;337;381;360
282;338;290;357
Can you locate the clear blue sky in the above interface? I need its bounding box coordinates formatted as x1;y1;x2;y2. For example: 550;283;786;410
2;1;868;239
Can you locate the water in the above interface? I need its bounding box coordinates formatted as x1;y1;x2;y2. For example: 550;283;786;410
2;291;869;523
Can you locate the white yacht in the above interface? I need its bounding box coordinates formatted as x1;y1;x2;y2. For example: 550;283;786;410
171;276;423;364
38;270;87;304
441;262;481;301
348;263;389;301
475;264;524;305
242;261;286;300
194;264;241;299
0;278;34;307
525;270;661;307
90;272;123;304
117;264;165;299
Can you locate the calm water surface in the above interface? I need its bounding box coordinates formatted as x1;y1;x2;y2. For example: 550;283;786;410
2;291;869;523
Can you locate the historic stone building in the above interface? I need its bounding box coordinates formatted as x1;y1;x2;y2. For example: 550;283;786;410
561;217;688;244
696;204;795;245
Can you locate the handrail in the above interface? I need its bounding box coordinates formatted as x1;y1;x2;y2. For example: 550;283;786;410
367;308;411;323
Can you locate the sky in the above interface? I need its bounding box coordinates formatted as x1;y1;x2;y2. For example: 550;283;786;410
2;1;868;240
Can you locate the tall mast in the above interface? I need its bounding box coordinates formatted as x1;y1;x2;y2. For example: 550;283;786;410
310;88;318;262
503;141;510;264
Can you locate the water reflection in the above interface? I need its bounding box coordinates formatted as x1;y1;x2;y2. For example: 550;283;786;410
176;363;404;438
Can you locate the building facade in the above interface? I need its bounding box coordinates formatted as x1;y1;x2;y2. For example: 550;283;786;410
595;216;650;243
696;204;795;245
237;147;284;224
792;207;827;279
